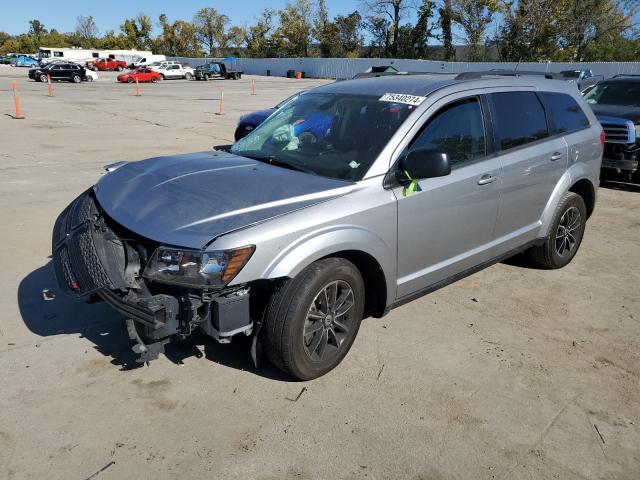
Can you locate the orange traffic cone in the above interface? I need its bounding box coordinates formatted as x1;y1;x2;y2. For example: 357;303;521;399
216;84;225;115
11;80;25;119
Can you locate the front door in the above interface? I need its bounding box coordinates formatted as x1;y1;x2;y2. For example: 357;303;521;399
395;96;501;299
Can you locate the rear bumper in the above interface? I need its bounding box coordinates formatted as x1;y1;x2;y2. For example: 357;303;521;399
602;156;638;172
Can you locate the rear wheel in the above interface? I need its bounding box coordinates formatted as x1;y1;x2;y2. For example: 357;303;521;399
72;74;81;83
203;73;210;81
127;77;134;83
185;72;192;80
263;258;365;380
529;192;587;269
116;65;123;71
151;76;158;83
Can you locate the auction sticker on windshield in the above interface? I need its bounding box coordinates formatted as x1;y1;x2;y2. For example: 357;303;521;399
379;93;427;106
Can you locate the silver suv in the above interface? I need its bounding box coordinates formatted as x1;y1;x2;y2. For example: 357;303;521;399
52;73;603;379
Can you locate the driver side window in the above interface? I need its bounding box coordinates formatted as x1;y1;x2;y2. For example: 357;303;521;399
410;97;486;168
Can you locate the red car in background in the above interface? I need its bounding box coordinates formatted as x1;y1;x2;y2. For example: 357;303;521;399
88;58;127;71
117;68;161;83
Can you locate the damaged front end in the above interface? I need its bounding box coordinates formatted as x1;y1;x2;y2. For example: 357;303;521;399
52;190;255;363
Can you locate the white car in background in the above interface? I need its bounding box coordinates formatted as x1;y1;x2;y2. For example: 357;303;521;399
155;63;194;80
84;69;98;82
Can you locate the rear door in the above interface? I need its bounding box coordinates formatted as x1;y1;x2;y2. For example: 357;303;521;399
395;94;502;299
489;91;568;254
50;64;65;79
537;91;596;171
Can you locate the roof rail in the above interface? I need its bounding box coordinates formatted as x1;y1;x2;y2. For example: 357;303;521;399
455;69;561;80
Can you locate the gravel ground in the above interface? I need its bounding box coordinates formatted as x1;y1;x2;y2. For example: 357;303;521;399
0;66;638;480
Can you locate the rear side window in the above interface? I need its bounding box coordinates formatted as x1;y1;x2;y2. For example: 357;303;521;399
538;92;590;134
490;92;548;151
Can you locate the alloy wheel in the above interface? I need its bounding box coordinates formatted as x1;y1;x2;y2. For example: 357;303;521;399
303;280;355;362
555;206;581;257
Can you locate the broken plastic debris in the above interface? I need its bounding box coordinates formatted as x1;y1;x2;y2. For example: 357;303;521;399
42;289;56;301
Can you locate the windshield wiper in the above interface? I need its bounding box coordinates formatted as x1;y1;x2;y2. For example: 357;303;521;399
236;151;315;175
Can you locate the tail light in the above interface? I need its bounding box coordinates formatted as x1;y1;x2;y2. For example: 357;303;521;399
600;128;606;147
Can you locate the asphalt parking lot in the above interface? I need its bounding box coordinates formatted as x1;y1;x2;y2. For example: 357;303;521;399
0;65;638;480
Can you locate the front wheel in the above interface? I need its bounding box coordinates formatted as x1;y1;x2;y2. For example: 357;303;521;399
151;76;158;83
72;74;81;83
263;258;365;380
127;77;134;83
185;72;192;80
116;65;123;71
529;192;587;269
39;74;48;83
203;73;210;81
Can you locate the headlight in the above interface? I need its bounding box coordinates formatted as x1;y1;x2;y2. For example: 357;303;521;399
143;245;255;288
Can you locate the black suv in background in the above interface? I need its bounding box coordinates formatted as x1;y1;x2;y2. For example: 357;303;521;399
28;62;86;83
584;75;640;181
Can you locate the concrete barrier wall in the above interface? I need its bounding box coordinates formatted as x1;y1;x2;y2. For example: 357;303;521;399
168;56;640;80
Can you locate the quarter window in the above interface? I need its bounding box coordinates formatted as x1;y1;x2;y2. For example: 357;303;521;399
491;92;548;150
410;97;486;167
538;92;590;134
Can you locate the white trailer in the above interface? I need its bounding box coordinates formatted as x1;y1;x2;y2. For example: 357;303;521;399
38;47;153;66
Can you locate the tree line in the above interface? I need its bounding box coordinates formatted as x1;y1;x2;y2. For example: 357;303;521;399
0;0;638;62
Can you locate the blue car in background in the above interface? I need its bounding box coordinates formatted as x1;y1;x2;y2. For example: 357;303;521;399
14;55;39;67
235;92;309;141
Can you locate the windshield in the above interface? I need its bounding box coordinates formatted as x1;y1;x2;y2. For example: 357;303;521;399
231;92;415;181
560;71;580;79
584;82;640;106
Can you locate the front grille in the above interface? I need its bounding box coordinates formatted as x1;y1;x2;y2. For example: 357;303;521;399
599;116;636;144
52;191;117;296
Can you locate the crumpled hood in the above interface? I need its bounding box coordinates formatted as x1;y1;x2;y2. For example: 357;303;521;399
592;104;640;124
94;151;353;249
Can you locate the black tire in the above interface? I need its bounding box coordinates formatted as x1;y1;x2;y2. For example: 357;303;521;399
116;65;123;71
529;192;587;269
127;77;134;83
185;72;192;80
72;74;81;83
39;74;48;83
151;76;158;83
203;73;210;81
263;258;365;380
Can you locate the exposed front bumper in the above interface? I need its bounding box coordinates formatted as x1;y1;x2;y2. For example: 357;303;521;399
51;190;254;362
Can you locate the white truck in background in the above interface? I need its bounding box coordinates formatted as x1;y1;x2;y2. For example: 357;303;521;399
155;63;195;80
130;54;167;68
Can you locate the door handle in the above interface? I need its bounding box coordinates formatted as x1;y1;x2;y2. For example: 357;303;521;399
550;152;563;161
477;174;497;185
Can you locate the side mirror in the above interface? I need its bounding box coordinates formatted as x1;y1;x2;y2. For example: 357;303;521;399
398;148;451;183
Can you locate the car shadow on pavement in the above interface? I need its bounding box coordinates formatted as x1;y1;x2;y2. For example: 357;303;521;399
17;262;290;380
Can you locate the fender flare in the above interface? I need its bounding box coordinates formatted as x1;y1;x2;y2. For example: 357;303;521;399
538;163;596;238
261;225;395;301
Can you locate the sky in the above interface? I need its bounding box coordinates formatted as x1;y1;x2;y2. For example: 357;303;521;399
0;0;366;36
